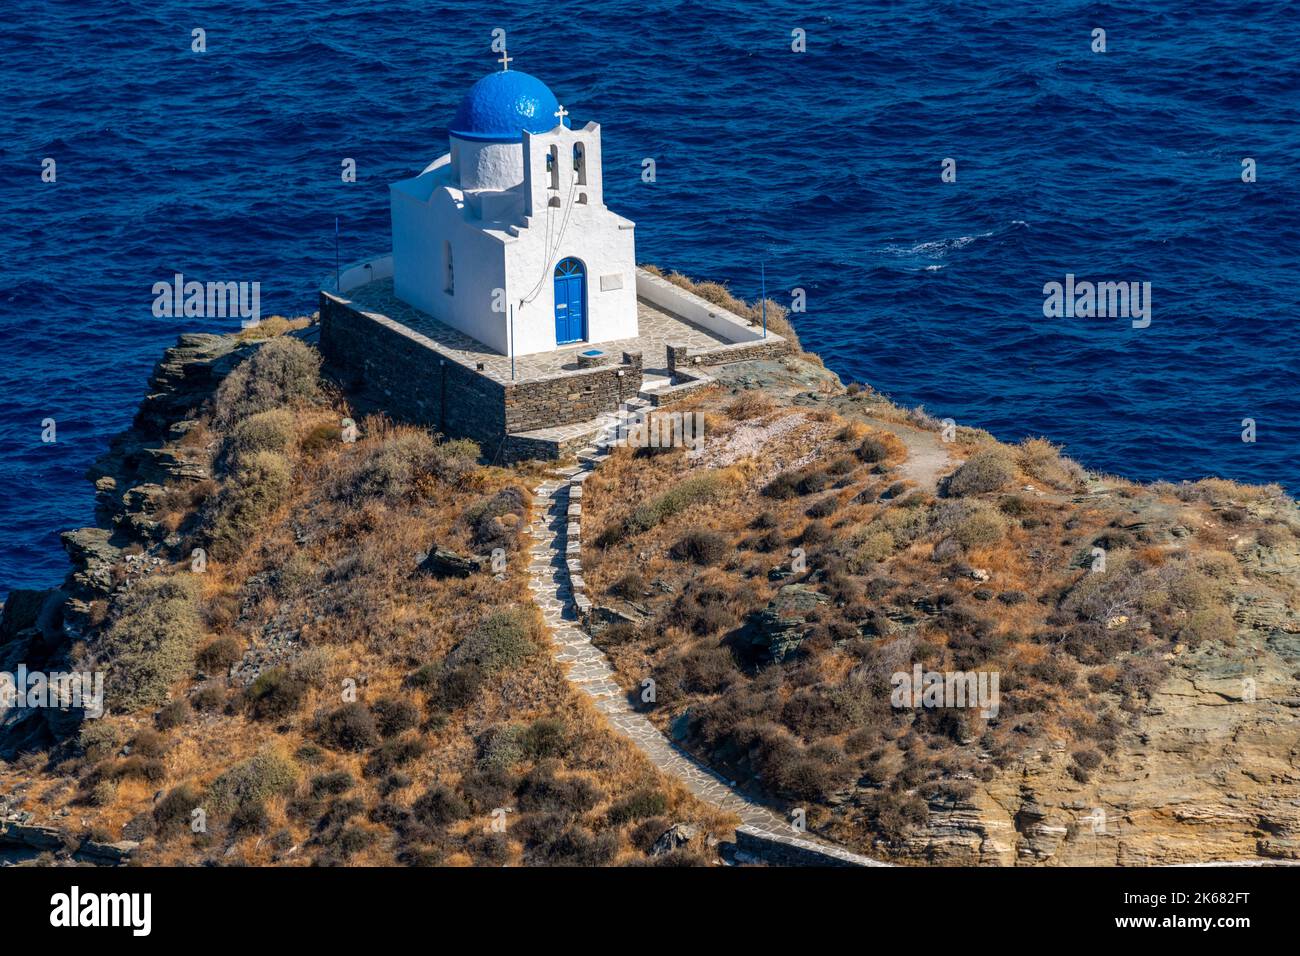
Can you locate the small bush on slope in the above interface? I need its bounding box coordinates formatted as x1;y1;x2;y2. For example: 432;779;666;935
208;747;299;813
208;450;292;561
98;575;203;710
213;337;321;427
224;408;296;465
947;448;1015;496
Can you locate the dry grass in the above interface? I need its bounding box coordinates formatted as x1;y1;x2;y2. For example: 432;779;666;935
2;332;732;867
579;388;1282;853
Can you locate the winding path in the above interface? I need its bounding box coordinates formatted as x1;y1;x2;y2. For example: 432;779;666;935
526;443;889;866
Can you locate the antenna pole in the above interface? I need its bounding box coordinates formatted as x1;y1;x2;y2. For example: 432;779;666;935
761;260;767;338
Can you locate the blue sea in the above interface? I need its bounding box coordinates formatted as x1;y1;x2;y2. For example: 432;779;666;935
2;1;1297;594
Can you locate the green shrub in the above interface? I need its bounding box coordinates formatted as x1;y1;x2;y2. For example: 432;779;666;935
624;473;725;535
209;450;292;560
477;724;525;771
100;575;203;710
213;337;321;427
208;748;298;812
948;449;1015;496
447;610;538;674
79;720;122;761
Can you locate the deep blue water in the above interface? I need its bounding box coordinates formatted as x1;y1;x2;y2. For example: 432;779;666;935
2;1;1297;594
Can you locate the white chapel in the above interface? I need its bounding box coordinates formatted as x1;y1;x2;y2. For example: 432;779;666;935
389;56;639;357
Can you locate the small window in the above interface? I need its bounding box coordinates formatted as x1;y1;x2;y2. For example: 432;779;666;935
443;240;454;294
548;145;559;190
573;143;586;185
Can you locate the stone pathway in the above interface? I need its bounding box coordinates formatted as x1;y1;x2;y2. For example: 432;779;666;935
869;418;952;493
525;416;889;867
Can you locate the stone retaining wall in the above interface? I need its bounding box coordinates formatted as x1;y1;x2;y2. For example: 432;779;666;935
321;293;645;459
320;292;507;450
503;352;642;434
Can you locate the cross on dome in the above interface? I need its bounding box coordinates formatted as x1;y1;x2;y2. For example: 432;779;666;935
554;104;569;123
498;49;512;71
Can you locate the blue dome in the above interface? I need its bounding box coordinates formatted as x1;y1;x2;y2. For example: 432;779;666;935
449;70;570;142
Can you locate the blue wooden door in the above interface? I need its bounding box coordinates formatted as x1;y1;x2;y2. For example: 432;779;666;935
554;257;585;344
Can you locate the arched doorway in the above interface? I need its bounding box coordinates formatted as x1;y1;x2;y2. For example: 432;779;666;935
553;257;586;345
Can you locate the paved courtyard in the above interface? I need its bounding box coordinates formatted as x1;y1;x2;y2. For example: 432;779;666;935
344;277;733;384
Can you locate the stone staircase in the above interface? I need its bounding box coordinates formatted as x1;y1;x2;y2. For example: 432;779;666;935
525;405;889;867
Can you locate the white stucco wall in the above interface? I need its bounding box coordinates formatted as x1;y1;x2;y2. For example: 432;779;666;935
634;268;767;342
452;137;524;192
389;121;638;358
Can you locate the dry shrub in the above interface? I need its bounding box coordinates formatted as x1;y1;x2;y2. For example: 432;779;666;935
1016;437;1087;491
318;703;380;752
650;266;804;351
154;782;204;839
724;391;775;420
208;450;292;561
234;315;310;341
954;505;1008;550
857;437;890;463
98;574;203;710
224;408;296;465
671;530;729;565
464;486;528;551
850;531;894;570
213;337;321;427
208;747;299;813
607;472;726;542
948;448;1015;496
338;430;479;503
196;634;243;673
